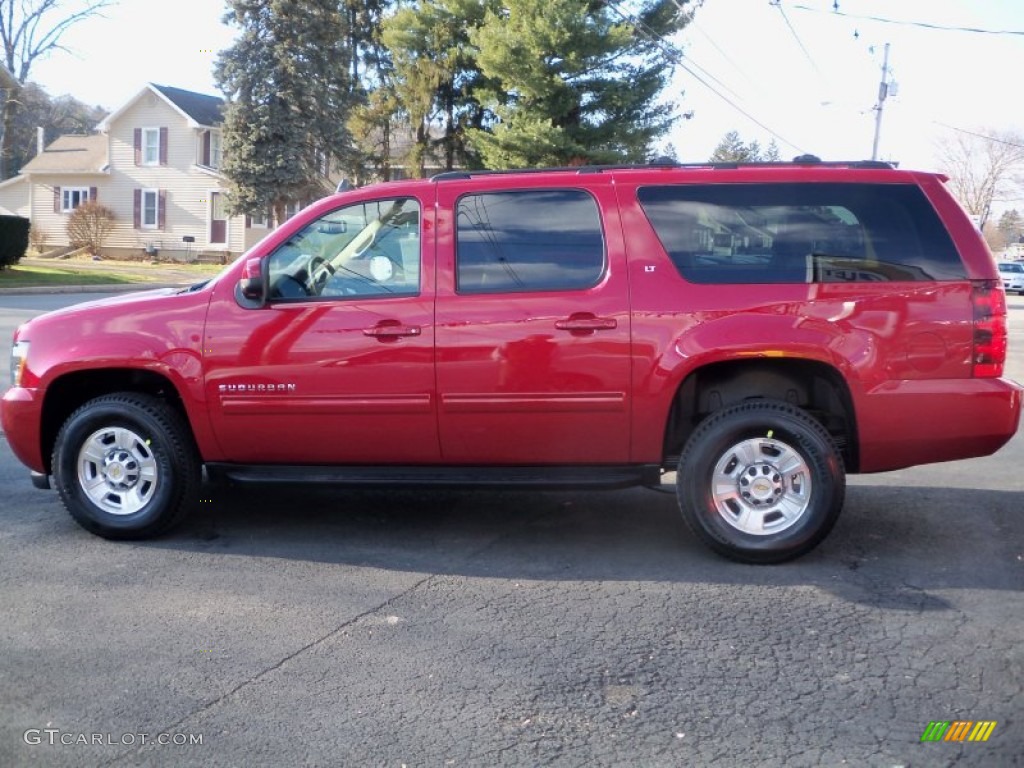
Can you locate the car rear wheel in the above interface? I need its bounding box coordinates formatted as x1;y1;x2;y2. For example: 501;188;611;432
52;393;200;539
676;399;845;564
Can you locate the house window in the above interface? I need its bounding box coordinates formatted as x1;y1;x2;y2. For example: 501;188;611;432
142;128;160;165
141;189;159;228
61;187;91;212
250;210;271;229
210;131;222;169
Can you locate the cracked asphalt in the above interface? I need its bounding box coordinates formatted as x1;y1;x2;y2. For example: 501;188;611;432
1;293;1021;767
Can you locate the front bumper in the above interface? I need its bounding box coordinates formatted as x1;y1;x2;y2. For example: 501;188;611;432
1;386;45;474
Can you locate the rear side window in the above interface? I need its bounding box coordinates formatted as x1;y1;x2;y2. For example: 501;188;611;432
456;189;605;293
637;183;965;283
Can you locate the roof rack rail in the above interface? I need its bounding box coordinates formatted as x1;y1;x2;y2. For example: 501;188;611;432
430;160;682;182
430;158;897;182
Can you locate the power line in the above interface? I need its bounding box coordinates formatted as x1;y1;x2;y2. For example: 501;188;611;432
932;122;1024;150
681;50;747;104
792;4;1024;36
770;1;824;77
604;0;807;153
686;18;758;89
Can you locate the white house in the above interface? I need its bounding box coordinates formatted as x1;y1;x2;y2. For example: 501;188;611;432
0;83;269;261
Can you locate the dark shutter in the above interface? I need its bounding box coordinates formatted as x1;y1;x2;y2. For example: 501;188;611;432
245;215;252;229
134;128;141;165
158;190;166;229
133;189;141;229
53;187;61;213
202;131;211;166
89;186;97;202
159;127;168;165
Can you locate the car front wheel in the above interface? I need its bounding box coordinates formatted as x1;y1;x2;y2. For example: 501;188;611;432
676;399;845;564
52;393;200;539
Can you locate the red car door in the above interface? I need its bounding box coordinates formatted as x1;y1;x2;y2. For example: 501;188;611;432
203;190;439;464
434;176;632;464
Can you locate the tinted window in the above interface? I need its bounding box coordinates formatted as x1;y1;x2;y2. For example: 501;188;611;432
456;190;605;293
637;183;965;283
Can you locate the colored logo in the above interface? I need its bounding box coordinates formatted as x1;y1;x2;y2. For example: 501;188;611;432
921;721;997;742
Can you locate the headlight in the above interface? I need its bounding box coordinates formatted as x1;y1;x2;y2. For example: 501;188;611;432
10;340;29;387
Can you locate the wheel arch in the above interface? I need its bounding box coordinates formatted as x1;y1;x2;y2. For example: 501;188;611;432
662;357;859;472
40;368;198;475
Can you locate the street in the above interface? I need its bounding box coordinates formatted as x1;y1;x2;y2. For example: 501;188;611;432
0;291;1021;767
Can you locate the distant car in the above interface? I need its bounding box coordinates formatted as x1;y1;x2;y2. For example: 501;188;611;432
998;261;1024;294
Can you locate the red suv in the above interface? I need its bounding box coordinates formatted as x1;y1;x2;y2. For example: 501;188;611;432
3;160;1020;562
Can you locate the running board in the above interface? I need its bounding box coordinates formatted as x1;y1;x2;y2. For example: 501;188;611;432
206;463;661;491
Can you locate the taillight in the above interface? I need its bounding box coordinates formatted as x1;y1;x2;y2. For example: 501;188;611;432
972;280;1007;378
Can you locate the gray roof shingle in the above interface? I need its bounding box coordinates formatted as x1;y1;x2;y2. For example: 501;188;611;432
152;84;223;127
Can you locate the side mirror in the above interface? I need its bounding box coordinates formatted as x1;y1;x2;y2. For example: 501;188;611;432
237;257;267;306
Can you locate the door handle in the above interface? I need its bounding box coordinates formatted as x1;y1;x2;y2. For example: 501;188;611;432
555;314;618;332
363;322;421;338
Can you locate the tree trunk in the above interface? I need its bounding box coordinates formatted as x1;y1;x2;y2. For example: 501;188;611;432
1;85;22;180
444;86;455;171
415;121;427;179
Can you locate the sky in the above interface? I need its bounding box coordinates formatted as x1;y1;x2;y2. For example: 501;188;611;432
24;0;1024;181
665;0;1024;176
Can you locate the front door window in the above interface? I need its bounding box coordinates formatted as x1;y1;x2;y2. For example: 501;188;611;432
267;197;421;300
210;192;227;244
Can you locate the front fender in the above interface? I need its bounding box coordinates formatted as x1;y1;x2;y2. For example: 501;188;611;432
15;288;220;465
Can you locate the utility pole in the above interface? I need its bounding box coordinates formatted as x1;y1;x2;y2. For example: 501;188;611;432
871;42;891;161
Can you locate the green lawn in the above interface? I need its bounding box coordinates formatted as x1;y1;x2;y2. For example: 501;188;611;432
0;262;223;288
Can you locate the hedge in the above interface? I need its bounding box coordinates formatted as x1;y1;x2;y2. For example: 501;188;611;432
0;215;30;269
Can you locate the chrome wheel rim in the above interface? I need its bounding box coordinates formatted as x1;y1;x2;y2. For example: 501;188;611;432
711;437;812;536
77;427;159;515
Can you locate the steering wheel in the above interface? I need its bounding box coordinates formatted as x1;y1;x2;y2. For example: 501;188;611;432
307;255;336;295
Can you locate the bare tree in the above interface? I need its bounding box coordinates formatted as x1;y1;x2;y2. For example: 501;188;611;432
0;0;114;178
935;127;1024;230
66;199;115;255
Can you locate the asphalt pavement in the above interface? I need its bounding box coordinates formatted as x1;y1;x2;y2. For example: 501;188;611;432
0;291;1021;767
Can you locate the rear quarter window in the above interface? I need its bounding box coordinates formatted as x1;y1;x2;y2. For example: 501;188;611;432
637;183;966;283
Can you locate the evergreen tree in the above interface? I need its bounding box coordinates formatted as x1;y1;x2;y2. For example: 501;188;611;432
341;0;399;182
214;0;355;221
710;130;763;163
381;0;494;176
340;0;389;92
708;132;785;163
467;0;690;168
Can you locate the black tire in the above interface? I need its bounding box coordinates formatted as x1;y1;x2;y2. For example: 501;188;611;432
52;393;200;540
676;399;845;564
